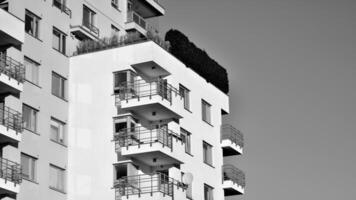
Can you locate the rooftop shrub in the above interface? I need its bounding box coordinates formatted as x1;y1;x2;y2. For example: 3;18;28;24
165;29;229;94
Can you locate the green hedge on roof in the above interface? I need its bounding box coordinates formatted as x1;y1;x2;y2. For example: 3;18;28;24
165;29;229;94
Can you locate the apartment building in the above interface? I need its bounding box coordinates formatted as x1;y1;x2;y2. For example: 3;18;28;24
0;0;244;200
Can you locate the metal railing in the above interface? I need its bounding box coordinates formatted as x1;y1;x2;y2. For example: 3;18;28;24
114;126;180;151
222;165;245;188
114;173;185;198
127;11;158;34
82;20;100;37
53;0;72;17
115;79;181;105
0;157;22;185
0;53;25;83
221;124;244;148
0;105;22;133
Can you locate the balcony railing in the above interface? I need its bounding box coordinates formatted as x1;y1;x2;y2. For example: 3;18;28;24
114;126;180;151
222;165;245;188
0;53;25;83
115;79;181;105
0;157;22;185
127;11;158;34
82;20;100;38
53;0;72;17
114;173;185;198
221;124;244;148
0;105;22;133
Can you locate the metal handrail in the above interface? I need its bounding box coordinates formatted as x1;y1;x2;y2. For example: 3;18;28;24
0;53;25;83
127;10;158;34
53;0;72;17
222;164;245;188
221;124;244;148
114;126;180;150
82;20;100;37
0;105;23;133
114;173;185;198
0;157;22;185
115;79;182;104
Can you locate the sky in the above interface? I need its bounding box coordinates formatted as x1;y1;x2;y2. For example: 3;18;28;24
159;0;356;199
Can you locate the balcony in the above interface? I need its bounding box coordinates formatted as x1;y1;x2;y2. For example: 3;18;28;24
115;79;184;121
221;124;244;156
129;0;165;18
0;105;22;146
126;11;158;36
114;126;185;166
222;165;245;196
70;21;99;41
53;0;72;17
0;8;24;49
0;157;22;196
0;53;25;97
114;173;186;200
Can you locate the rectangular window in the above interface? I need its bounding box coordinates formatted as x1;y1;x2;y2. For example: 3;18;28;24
50;118;65;145
203;141;213;166
83;5;96;28
179;84;190;110
52;72;66;99
112;0;119;9
111;25;120;35
49;164;65;192
202;100;211;124
25;10;40;38
23;104;38;132
204;184;214;200
21;153;37;181
52;27;66;54
181;128;191;154
24;57;39;85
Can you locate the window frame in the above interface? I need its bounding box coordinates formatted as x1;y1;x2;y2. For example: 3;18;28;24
204;184;214;200
52;26;66;55
51;72;67;100
21;153;37;182
201;99;212;124
179;84;190;111
181;128;191;155
23;104;38;133
203;141;213;166
25;9;41;39
83;5;96;27
111;0;119;9
24;56;40;86
49;164;66;193
50;117;66;145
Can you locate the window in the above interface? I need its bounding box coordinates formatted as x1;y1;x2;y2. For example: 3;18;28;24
111;25;120;36
24;57;39;85
203;141;213;166
181;128;191;154
53;0;66;10
52;72;66;99
52;27;66;54
23;104;38;132
83;5;96;28
179;84;190;110
204;184;214;200
21;153;37;181
49;164;65;192
50;118;65;145
25;10;40;38
202;100;211;124
112;0;119;9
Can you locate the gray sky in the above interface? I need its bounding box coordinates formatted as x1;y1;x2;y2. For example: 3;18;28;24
159;0;356;199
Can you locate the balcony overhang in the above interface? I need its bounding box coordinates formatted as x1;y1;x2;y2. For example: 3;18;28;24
125;21;148;36
0;9;24;49
223;180;245;196
0;125;21;147
70;25;99;41
132;0;165;18
132;61;170;79
221;140;243;156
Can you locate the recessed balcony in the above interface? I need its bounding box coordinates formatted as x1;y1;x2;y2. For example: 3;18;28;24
114;126;185;166
70;21;99;41
222;165;245;196
0;157;22;197
0;8;24;49
0;105;22;147
221;124;244;156
125;11;158;36
114;173;186;200
0;53;25;97
115;79;184;121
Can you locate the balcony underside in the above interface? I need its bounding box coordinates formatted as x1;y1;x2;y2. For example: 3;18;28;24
132;61;170;79
70;25;98;41
0;76;22;98
0;125;20;147
0;9;24;49
223;180;244;196
133;0;165;18
0;178;19;198
120;143;183;166
125;22;148;37
221;140;243;156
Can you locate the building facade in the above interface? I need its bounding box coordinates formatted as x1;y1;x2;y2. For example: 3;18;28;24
0;0;244;200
